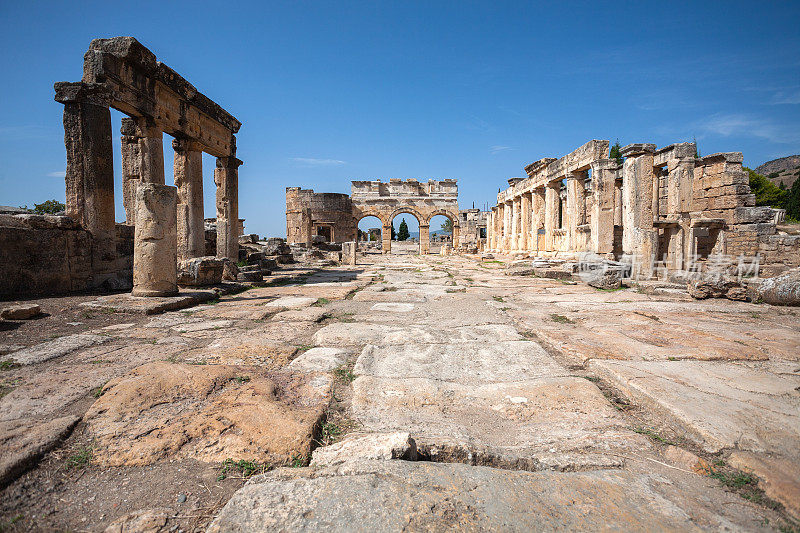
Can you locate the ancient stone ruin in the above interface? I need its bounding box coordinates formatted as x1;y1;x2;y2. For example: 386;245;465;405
43;36;242;297
488;140;799;279
287;178;462;254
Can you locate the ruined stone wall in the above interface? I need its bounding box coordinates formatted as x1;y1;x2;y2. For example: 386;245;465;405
0;215;133;298
487;139;800;278
285;188;356;245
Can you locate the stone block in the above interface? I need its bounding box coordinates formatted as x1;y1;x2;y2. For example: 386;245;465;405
177;256;223;287
0;304;41;320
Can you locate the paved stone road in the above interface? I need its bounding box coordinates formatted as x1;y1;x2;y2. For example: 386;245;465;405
210;254;800;531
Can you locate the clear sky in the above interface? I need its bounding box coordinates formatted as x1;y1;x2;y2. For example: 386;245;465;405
1;1;798;238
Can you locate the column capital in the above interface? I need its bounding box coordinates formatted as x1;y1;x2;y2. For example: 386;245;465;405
590;158;619;172
172;137;204;153
54;82;112;107
216;156;243;169
621;143;656;157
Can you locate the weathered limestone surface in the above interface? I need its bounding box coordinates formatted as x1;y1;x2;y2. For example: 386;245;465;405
210;460;767;532
0;416;79;488
7;333;109;365
84;363;331;466
0;304;41;320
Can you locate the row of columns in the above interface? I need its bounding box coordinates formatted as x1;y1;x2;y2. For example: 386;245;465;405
56;82;241;297
488;160;617;257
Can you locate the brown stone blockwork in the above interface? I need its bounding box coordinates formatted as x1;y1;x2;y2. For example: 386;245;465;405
0;215;133;298
488;140;800;278
53;36;242;297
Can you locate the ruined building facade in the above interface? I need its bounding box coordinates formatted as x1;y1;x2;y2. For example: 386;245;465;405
1;37;243;298
287;179;462;254
487;140;799;278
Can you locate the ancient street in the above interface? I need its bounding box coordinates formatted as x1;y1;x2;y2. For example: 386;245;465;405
2;253;798;531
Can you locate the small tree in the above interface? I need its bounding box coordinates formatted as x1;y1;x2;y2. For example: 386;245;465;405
747;168;787;208
397;218;410;241
609;139;624;165
441;218;453;234
391;222;397;241
33;199;66;214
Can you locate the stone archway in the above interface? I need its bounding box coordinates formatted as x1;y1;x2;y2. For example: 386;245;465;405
425;209;461;253
351;179;459;254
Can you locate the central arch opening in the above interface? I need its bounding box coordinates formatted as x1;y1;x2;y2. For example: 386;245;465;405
357;215;383;254
428;214;454;254
390;211;421;255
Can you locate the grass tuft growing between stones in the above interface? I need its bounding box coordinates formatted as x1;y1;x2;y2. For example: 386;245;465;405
704;461;786;514
333;364;356;383
217;458;271;481
312;298;330;307
550;314;575;324
0;360;20;371
631;426;675;446
65;445;93;469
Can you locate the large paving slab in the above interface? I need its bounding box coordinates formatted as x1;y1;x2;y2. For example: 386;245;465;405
351;375;645;470
312;323;522;346
209;459;771;532
353;341;567;385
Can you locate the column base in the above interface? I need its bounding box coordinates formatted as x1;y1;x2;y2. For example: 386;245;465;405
131;288;179;298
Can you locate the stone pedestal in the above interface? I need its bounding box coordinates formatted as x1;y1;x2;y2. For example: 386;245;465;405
173;139;205;262
132;183;178;297
342;242;357;265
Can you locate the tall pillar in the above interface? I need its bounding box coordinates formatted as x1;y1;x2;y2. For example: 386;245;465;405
452;224;460;251
504;201;513;251
54;83;115;252
487;210;494;250
532;188;545;253
511;196;521;251
419;224;430;254
590;159;617;255
215;156;242;261
120;118;142;226
621;144;657;278
566;171;586;252
544;182;559;252
521;192;531;251
132;183;178;297
497;204;505;251
381;223;392;254
173;138;205;261
137;118;165;185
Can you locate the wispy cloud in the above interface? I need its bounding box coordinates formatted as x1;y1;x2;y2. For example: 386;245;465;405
47;171;65;178
770;89;800;105
289;157;346;167
694;113;800;145
490;145;512;155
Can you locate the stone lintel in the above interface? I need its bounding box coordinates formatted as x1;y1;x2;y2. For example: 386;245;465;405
507;177;524;187
524;158;557;177
654;142;696;165
590;158;618;171
620;143;656;157
699;152;743;165
54;81;112;107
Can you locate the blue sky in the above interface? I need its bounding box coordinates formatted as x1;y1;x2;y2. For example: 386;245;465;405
1;1;798;237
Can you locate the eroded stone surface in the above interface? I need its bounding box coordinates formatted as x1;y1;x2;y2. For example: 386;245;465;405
84;362;331;466
8;334;109;365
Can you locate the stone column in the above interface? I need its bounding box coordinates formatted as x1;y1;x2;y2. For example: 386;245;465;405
566;172;586;252
590;159;617;255
173;138;205;262
544;182;559;252
120;118;142;226
521;192;531;251
452;224;460;251
497;203;505;251
419;225;430;254
504;201;513;251
54;83;115;251
132;183;178;297
532;188;545;253
511;196;521;251
381;223;392;254
621;144;657;278
215;156;242;261
487;210;494;250
137;118;165;185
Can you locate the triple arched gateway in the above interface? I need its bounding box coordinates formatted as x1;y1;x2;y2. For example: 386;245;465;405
287;179;460;254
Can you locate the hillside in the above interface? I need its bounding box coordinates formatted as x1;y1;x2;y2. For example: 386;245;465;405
754;155;800;188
